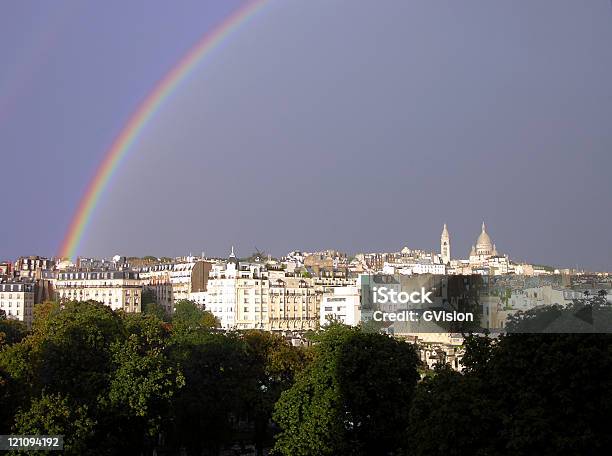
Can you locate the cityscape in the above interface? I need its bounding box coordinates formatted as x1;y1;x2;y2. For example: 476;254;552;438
2;1;612;454
2;222;610;370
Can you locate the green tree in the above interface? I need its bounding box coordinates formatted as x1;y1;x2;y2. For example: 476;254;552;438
201;310;221;329
167;329;250;454
0;312;27;347
408;362;495;456
273;324;420;456
142;300;168;321
0;342;34;433
408;328;612;456
13;392;96;455
106;313;184;452
31;301;124;405
243;330;309;455
173;299;219;331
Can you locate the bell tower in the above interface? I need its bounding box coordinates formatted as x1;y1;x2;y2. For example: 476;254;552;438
440;224;451;264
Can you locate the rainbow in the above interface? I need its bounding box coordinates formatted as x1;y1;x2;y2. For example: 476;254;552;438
59;0;269;259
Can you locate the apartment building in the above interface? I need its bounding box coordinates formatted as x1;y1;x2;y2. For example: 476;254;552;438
54;270;142;312
139;259;212;313
0;280;36;326
206;251;359;333
14;256;55;279
268;273;319;332
206;257;270;330
319;286;361;327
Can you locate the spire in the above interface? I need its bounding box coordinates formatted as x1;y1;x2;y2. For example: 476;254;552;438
228;246;238;265
440;223;451;264
442;223;449;237
482;221;486;232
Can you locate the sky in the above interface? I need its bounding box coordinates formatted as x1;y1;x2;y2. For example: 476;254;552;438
0;0;611;271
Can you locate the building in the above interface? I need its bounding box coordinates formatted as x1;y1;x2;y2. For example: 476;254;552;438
54;270;142;312
205;249;357;333
0;262;12;276
411;260;446;275
319;286;360;326
205;254;240;329
469;222;499;264
0;280;36;326
440;224;451;264
14;256;55;279
139;258;212;313
268;274;319;332
233;261;271;331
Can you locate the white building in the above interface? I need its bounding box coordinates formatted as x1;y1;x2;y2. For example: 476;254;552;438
54;270;142;313
0;281;35;326
205;256;241;329
319;286;360;327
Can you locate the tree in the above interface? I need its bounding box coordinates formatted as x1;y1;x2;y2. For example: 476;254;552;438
0;315;27;347
408;362;496;456
14;392;96;456
142;301;167;322
0;342;35;433
243;331;309;455
0;365;13;432
29;301;124;406
107;313;184;452
201;310;221;329
166;329;250;454
273;324;420;456
172;299;219;331
408;326;612;455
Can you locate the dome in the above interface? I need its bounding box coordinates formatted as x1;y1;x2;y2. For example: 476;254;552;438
475;222;493;255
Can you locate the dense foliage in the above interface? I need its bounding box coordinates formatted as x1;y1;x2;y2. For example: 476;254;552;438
0;300;307;455
1;298;611;455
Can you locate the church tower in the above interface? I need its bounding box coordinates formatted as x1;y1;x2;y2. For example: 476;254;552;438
440;224;451;264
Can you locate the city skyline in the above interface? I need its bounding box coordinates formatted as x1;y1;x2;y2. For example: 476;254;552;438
5;221;612;275
1;0;611;270
1;220;610;273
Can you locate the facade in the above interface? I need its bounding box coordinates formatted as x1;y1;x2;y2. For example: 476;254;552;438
54;270;142;312
205;250;357;333
412;261;446;275
0;281;36;325
268;274;319;332
233;262;270;331
319;286;360;326
139;259;212;313
206;258;240;329
14;256;55;279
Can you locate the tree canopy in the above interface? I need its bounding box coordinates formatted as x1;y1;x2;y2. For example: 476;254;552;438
1;299;611;455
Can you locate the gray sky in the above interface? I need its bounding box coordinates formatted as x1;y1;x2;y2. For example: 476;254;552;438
1;0;611;270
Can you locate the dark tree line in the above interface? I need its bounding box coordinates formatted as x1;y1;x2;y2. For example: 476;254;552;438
2;297;612;455
0;300;308;455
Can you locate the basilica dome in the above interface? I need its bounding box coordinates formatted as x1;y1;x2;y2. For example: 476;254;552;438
475;222;494;256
